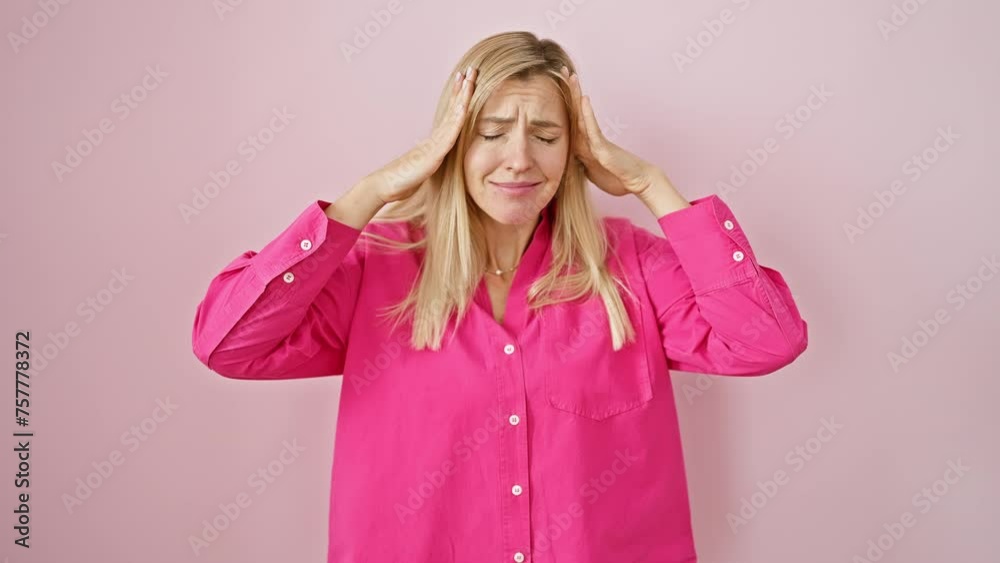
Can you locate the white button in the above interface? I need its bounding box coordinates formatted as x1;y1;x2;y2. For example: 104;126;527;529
300;239;312;251
733;251;745;262
723;220;734;230
513;552;525;562
283;272;295;283
504;344;515;355
509;414;520;425
512;484;523;496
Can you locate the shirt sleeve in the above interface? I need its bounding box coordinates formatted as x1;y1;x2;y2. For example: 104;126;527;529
191;200;366;380
634;194;808;376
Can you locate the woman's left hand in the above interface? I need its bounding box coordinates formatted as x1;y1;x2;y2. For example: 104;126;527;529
561;65;659;198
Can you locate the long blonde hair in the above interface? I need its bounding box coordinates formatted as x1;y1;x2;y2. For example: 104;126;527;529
364;31;638;351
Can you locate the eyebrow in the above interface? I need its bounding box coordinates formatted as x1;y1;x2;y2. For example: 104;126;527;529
479;116;565;130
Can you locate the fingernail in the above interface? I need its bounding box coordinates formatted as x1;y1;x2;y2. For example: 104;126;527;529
466;65;473;78
455;71;462;81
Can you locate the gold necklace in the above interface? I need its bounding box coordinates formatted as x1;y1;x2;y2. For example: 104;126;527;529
485;262;519;276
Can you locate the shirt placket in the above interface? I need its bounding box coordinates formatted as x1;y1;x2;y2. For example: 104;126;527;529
480;206;551;563
490;324;532;563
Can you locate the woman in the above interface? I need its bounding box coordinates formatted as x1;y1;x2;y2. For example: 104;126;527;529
192;31;808;563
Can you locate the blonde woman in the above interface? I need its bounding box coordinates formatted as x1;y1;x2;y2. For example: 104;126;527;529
193;31;808;563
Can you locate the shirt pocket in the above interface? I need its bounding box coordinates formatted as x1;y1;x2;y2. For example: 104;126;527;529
541;294;653;421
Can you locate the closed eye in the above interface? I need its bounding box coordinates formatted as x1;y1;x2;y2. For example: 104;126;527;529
480;133;559;145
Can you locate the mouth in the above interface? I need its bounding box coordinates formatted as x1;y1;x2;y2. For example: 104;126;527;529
489;180;542;195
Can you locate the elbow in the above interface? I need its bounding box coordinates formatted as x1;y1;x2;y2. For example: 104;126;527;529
197;353;261;380
752;322;809;375
197;348;258;380
722;322;809;377
784;319;809;366
191;330;254;380
733;349;804;377
765;339;807;375
203;358;253;380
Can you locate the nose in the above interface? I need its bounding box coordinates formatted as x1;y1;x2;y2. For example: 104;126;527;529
503;130;533;174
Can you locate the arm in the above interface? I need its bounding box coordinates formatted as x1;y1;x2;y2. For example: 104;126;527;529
191;182;384;380
554;66;807;374
193;65;482;379
636;179;808;376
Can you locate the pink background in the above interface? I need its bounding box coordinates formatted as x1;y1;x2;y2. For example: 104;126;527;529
3;0;997;561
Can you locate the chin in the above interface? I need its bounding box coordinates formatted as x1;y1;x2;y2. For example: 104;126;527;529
481;202;543;226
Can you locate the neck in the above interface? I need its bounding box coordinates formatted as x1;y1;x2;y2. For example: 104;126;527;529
480;212;542;273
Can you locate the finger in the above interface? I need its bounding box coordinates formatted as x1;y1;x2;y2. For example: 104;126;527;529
433;71;465;131
559;65;572;88
431;69;476;153
567;73;594;158
448;67;475;116
449;72;472;127
445;66;472;110
567;72;583;126
435;70;470;130
461;66;477;105
571;74;594;147
580;95;606;149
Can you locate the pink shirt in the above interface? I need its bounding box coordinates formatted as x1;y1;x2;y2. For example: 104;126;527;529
191;194;808;563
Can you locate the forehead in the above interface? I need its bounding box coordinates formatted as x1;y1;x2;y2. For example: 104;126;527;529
478;75;566;123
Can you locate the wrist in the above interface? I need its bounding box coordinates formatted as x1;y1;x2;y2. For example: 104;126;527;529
635;169;690;218
356;174;389;209
325;177;385;229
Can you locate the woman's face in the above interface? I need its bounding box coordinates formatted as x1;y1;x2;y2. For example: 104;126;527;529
463;74;570;226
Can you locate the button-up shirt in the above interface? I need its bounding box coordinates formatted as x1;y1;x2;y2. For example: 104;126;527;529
191;194;808;563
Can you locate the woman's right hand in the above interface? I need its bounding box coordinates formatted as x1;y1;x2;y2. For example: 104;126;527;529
369;66;479;205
